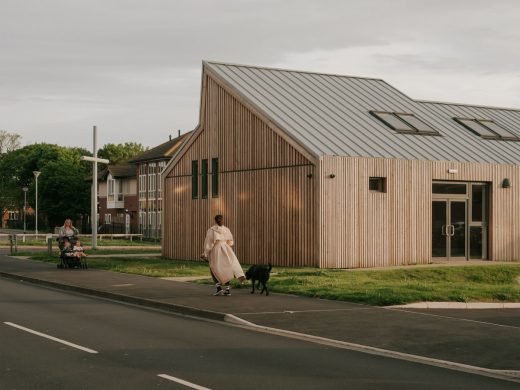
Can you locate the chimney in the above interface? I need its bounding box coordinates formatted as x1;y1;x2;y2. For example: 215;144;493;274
178;129;181;137
169;134;172;140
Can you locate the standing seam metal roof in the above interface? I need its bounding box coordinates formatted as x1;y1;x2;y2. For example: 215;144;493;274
205;61;520;164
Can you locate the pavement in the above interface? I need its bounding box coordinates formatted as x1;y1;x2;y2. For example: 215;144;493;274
1;253;519;382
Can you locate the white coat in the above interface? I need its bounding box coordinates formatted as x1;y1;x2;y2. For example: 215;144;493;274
203;225;245;284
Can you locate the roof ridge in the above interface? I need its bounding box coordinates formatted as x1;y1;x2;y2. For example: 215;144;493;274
203;60;384;82
419;99;520;113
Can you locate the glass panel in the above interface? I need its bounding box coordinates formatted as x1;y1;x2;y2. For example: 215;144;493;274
201;159;208;199
396;113;436;133
211;158;219;198
479;120;519;140
369;177;385;192
432;183;467;194
432;201;447;257
471;185;483;222
191;160;198;199
470;226;483;259
455;118;497;138
450;201;466;258
372;112;414;132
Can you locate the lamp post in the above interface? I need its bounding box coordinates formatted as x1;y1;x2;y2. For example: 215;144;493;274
33;171;41;236
22;187;28;239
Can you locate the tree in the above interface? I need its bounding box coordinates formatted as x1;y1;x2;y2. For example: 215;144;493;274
39;160;91;227
0;143;92;230
98;142;147;164
0;130;22;155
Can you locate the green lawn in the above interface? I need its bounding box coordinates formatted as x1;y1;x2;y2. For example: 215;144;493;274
17;253;520;306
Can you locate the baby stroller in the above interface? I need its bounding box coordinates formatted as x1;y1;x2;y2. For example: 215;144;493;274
57;236;88;269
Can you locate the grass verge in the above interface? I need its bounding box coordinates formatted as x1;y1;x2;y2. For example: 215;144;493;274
14;253;520;306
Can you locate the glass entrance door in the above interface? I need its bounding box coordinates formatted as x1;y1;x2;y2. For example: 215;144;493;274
449;201;466;259
432;200;467;259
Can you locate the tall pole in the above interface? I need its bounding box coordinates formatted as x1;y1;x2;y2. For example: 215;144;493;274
92;125;98;250
22;186;28;243
22;187;28;234
80;126;109;251
33;171;41;235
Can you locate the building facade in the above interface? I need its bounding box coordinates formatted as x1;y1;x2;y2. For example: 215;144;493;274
129;133;191;239
162;61;520;268
98;163;138;234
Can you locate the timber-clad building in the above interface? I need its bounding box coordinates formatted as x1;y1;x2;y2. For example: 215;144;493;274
162;61;520;268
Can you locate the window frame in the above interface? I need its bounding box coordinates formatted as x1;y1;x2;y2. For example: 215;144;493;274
370;111;439;135
453;117;519;141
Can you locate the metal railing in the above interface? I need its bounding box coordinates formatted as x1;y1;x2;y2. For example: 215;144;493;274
1;233;144;255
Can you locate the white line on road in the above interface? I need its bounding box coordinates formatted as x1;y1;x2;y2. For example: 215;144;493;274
111;283;134;287
158;374;211;389
3;322;98;354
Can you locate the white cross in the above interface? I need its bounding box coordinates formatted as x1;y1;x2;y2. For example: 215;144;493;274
80;126;109;250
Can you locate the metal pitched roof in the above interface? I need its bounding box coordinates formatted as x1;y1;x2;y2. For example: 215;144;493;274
129;132;192;163
205;61;520;164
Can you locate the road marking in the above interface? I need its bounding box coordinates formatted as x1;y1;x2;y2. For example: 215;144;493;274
158;374;211;389
3;322;98;354
234;307;373;315
112;283;134;287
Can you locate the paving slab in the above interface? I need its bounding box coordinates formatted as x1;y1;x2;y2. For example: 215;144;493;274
1;254;519;372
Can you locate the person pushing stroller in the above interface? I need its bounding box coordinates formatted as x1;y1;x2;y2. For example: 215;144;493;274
58;218;79;250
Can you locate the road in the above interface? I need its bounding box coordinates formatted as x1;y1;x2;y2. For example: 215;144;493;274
0;277;517;389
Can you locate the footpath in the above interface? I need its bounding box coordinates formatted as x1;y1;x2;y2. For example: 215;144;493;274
0;254;519;382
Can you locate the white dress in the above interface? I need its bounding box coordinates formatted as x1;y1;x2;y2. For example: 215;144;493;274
203;225;245;284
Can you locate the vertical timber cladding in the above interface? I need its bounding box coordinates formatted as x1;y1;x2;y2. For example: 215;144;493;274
164;74;317;267
320;156;520;268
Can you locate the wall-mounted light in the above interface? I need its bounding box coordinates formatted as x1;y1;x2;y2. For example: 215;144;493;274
502;178;511;188
447;169;458;174
329;174;335;178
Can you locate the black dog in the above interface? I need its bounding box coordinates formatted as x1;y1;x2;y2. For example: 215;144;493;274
245;263;272;296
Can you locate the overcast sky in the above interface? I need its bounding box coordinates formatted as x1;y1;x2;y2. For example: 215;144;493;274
1;0;519;150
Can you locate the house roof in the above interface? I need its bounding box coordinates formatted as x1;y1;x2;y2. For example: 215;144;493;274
108;163;136;179
204;61;520;164
129;132;192;163
99;162;136;180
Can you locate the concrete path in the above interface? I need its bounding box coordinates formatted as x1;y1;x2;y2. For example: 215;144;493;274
1;254;519;379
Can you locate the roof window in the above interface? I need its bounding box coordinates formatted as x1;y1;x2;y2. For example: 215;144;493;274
453;118;519;141
370;111;439;135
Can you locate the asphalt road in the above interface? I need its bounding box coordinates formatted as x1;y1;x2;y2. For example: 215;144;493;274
0;277;517;390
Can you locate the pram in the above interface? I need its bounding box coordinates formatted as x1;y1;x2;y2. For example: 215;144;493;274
57;237;88;269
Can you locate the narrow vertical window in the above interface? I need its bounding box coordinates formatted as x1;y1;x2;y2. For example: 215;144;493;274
201;159;208;199
191;160;198;199
211;158;219;197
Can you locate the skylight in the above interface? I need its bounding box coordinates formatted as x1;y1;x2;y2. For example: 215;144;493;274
453;118;519;141
370;111;439;135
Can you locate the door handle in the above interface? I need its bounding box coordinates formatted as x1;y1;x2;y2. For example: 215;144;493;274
448;225;455;236
441;225;446;236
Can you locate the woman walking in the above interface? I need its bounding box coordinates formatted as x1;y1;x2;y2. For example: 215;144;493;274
201;215;245;296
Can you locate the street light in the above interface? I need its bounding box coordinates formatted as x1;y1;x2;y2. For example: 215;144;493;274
33;171;41;235
22;187;28;236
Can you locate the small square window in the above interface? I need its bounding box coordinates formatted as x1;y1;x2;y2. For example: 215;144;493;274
369;177;386;192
